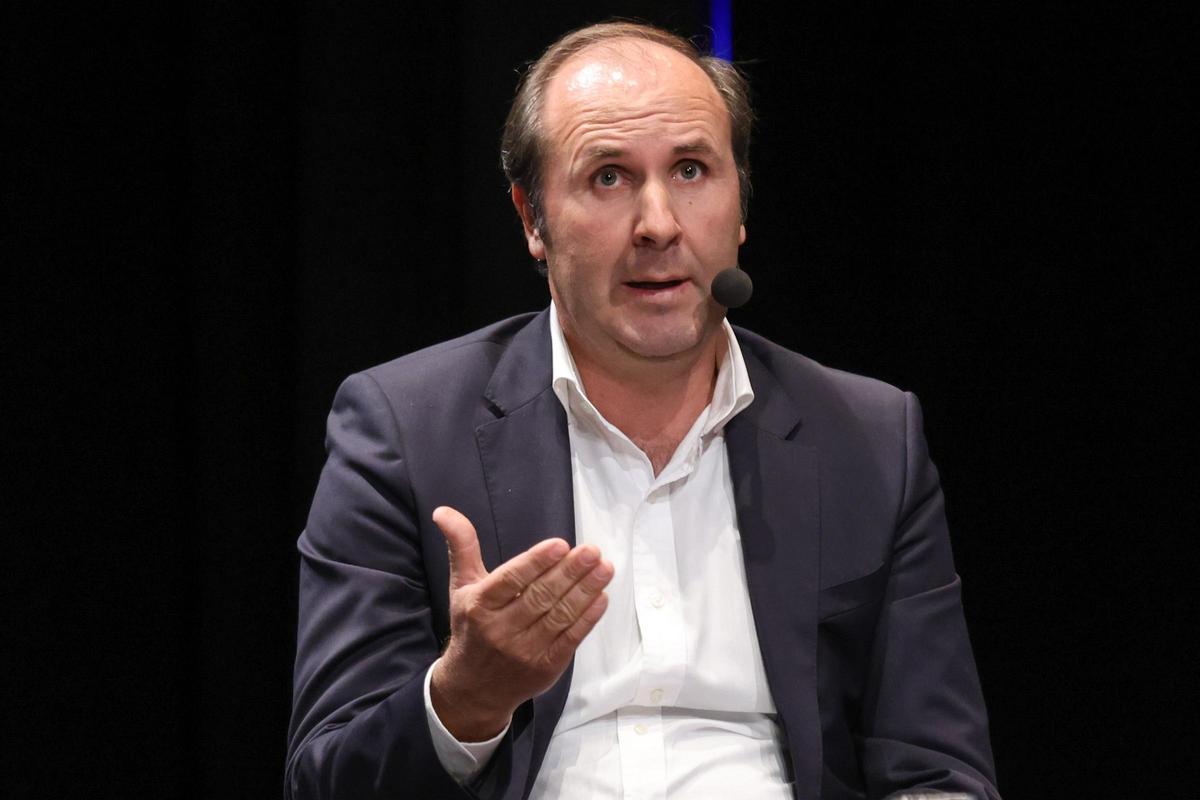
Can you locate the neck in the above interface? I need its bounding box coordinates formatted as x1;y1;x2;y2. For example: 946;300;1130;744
565;327;724;470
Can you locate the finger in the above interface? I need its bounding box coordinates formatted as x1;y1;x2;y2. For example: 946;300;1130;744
543;591;609;666
535;558;613;636
432;506;487;590
508;544;604;626
476;537;570;610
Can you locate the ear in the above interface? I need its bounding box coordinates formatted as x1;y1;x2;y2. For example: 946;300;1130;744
738;222;747;245
510;184;547;261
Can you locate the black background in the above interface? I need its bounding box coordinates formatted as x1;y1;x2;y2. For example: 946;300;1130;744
4;1;1194;797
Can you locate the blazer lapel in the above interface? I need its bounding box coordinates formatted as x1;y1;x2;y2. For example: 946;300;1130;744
474;309;576;798
726;340;823;800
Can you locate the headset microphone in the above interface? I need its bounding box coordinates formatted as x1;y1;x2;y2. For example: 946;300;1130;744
710;267;753;308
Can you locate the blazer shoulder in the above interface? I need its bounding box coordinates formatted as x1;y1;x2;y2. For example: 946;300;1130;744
733;326;911;424
355;312;540;403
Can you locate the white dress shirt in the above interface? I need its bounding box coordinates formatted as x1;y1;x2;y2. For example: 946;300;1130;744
424;305;793;799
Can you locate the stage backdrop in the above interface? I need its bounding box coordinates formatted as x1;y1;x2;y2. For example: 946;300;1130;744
4;1;1192;797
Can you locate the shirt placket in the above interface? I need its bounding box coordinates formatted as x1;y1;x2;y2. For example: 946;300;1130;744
617;456;692;800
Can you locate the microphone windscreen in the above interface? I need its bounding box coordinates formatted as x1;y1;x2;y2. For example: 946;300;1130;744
711;267;753;308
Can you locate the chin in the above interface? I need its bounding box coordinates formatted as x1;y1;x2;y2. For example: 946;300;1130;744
621;325;707;360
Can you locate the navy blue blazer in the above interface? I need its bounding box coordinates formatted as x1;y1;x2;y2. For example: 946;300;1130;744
286;309;1000;799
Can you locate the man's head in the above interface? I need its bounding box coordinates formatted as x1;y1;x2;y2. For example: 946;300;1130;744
500;23;755;371
501;22;753;248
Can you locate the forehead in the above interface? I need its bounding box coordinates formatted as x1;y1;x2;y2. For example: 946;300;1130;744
541;38;730;157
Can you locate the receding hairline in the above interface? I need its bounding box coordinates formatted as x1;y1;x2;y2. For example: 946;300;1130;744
537;38;735;166
539;35;728;122
551;34;711;76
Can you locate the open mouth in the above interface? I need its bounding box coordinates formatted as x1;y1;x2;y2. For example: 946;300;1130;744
625;279;686;290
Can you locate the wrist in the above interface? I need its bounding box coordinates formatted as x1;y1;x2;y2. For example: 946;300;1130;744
430;658;514;742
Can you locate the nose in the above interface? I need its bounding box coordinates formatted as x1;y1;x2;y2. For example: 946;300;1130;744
632;180;681;249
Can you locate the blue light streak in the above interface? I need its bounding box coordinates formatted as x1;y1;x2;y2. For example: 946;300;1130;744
710;0;733;60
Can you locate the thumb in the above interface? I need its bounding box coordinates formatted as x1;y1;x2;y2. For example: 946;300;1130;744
432;505;487;590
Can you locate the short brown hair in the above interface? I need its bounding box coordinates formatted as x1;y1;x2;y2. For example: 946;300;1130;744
501;21;754;249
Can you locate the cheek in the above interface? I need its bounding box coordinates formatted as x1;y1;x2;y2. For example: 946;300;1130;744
684;185;740;222
687;203;741;246
578;213;624;250
559;218;623;268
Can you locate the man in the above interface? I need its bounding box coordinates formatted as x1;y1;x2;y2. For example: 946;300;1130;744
286;22;1000;800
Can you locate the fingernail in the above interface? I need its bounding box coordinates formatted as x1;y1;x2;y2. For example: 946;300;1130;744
578;546;599;566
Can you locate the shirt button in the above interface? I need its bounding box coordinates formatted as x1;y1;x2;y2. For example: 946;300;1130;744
634;723;648;735
650;688;664;704
650;593;665;608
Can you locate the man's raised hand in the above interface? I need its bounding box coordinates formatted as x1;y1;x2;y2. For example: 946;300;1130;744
429;505;612;742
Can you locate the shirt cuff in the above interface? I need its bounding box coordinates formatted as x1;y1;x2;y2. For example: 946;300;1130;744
423;657;510;784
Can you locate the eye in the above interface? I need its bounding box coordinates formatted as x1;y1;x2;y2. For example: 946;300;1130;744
595;167;620;187
676;160;704;181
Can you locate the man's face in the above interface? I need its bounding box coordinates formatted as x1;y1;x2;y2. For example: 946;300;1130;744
519;39;746;368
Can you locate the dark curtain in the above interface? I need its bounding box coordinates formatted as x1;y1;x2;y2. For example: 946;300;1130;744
4;1;1192;797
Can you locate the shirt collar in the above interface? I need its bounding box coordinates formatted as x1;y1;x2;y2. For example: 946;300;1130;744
549;300;755;436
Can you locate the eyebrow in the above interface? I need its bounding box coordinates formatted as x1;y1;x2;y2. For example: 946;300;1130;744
579;139;717;166
581;145;624;163
672;140;716;156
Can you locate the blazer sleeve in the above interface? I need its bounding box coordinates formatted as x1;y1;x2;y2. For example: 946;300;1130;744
859;392;1001;800
284;372;517;799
